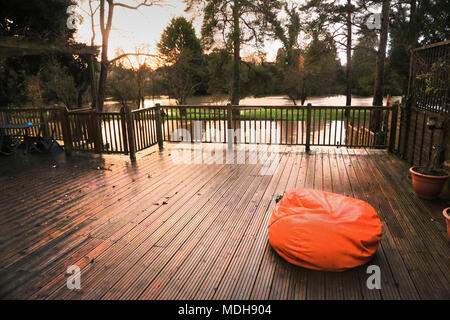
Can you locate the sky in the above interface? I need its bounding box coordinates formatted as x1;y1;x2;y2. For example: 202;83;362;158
73;0;348;65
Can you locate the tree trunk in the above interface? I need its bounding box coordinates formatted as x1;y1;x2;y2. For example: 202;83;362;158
409;1;418;46
77;80;89;108
89;0;97;109
89;55;97;109
370;0;390;131
301;74;307;105
97;0;114;112
97;62;108;112
231;0;240;106
346;0;352;107
405;0;418;96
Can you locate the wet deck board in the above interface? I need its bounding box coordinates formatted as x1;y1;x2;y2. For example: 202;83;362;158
0;144;449;300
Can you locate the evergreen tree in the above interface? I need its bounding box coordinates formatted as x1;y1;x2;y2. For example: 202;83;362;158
185;0;283;105
302;0;364;106
157;17;207;105
303;33;343;96
0;0;83;107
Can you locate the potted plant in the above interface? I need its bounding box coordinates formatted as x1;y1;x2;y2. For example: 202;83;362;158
410;166;449;200
443;208;450;241
410;59;449;199
410;114;449;199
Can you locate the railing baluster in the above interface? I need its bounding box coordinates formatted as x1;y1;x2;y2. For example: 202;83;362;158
60;107;72;156
389;104;399;152
305;104;311;152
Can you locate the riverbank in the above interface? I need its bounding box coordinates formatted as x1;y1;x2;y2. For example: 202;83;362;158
103;95;402;112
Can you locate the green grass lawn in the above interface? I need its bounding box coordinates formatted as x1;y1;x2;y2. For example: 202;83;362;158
160;108;382;122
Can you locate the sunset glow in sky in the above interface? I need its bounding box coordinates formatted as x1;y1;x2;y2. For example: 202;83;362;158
75;1;191;59
74;0;347;65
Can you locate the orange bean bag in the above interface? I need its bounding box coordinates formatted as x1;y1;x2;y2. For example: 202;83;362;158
268;188;382;271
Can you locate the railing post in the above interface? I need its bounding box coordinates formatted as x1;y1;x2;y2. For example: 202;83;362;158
90;109;102;153
59;107;72;156
155;103;164;151
400;96;412;160
389;103;399;153
120;106;129;154
305;103;312;153
39;106;49;139
227;103;233;150
125;105;136;160
0;109;7;124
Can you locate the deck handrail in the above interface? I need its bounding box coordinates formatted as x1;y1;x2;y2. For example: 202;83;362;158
0;104;399;159
0;107;62;111
157;104;390;110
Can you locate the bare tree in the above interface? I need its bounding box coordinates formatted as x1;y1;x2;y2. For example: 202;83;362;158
95;0;164;111
88;0;99;108
122;46;156;108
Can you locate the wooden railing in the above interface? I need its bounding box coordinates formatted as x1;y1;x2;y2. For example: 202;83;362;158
63;107;160;156
0;107;64;140
160;104;394;150
1;104;397;159
131;107;160;152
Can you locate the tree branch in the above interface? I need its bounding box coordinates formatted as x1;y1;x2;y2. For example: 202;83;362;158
113;0;165;10
89;0;99;46
109;53;159;64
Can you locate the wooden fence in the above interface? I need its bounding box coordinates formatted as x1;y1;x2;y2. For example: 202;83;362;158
408;41;449;114
1;104;396;159
0;106;161;158
160;104;394;150
60;106;161;157
0;107;64;141
395;40;450;165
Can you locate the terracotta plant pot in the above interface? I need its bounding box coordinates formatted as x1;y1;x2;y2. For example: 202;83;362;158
443;208;450;241
409;167;449;200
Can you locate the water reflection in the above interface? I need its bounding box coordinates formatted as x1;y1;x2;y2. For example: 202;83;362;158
146;94;399;107
102;94;400;112
97;117;376;150
162;119;349;146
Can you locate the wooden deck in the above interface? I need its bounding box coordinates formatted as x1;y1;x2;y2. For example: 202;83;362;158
0;144;449;300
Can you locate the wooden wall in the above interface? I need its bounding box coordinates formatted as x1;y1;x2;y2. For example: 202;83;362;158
398;106;450;198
